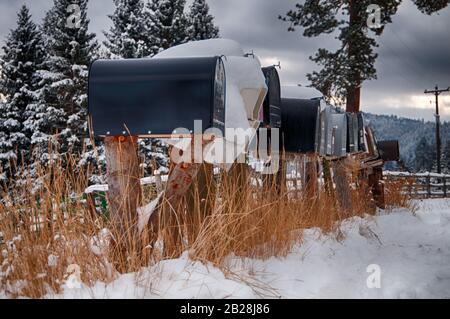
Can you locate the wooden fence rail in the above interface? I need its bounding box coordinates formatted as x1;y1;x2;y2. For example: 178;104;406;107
384;172;450;199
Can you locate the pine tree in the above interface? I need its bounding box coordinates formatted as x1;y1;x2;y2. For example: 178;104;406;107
0;5;44;174
280;1;450;109
442;139;450;174
187;0;219;41
104;0;155;58
148;0;189;51
415;137;435;172
29;0;98;162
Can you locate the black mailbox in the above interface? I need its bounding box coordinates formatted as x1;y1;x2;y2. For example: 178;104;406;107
281;98;320;153
260;66;281;128
88;56;226;137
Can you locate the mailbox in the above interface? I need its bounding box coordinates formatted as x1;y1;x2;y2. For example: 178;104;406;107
357;113;367;152
331;113;348;157
318;105;335;156
346;112;367;153
281;98;321;153
260;66;281;128
365;126;380;159
346;113;359;153
377;140;400;162
88;56;226;137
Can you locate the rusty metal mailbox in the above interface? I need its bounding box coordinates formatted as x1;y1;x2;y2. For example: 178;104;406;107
88;56;226;137
377;140;400;162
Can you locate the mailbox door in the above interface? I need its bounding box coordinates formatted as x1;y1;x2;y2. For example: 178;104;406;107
346;113;359;153
281;98;320;153
332;114;348;157
262;67;282;128
357;113;367;152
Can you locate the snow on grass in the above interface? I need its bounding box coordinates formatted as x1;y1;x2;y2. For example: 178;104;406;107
39;199;450;299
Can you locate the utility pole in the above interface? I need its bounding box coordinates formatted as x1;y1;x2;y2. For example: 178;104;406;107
425;85;450;174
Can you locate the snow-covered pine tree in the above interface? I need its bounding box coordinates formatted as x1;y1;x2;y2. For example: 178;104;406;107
187;0;219;41
442;140;450;174
414;137;435;172
31;0;99;162
148;0;189;51
104;0;156;58
0;5;44;176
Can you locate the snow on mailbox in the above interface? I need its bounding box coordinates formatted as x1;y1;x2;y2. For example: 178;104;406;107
88;56;226;137
280;98;321;154
147;39;267;166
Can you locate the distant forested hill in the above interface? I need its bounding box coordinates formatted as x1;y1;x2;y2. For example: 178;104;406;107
364;113;450;171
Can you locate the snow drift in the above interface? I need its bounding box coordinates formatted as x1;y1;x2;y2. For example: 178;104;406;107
39;198;450;299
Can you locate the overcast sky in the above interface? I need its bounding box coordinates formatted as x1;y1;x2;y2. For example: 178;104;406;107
1;0;449;121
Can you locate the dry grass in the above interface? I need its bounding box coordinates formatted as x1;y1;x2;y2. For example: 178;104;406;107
0;150;403;298
384;177;414;211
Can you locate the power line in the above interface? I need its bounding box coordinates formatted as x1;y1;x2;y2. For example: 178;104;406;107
389;27;435;84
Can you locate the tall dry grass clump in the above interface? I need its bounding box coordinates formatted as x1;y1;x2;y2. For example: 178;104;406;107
0;153;112;298
0;150;395;298
186;156;373;265
383;177;413;210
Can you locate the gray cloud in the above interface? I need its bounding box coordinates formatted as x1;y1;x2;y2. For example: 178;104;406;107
0;0;449;121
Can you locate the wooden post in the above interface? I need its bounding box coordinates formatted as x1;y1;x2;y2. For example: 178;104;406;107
305;155;319;200
333;158;352;211
158;160;202;258
322;158;334;197
444;178;447;198
104;136;142;272
368;166;385;209
186;163;216;245
426;175;431;198
221;162;249;214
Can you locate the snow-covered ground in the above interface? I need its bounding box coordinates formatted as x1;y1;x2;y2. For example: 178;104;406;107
47;199;450;299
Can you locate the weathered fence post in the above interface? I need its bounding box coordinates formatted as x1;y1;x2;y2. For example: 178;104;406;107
322;158;334;197
426;175;431;198
333;158;352;211
443;177;447;198
369;166;385;209
186;163;216;244
104;135;142;272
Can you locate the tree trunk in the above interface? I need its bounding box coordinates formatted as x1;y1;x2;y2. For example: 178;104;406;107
346;0;361;113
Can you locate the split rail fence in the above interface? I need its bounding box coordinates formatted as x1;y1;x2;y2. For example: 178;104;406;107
384;172;450;199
